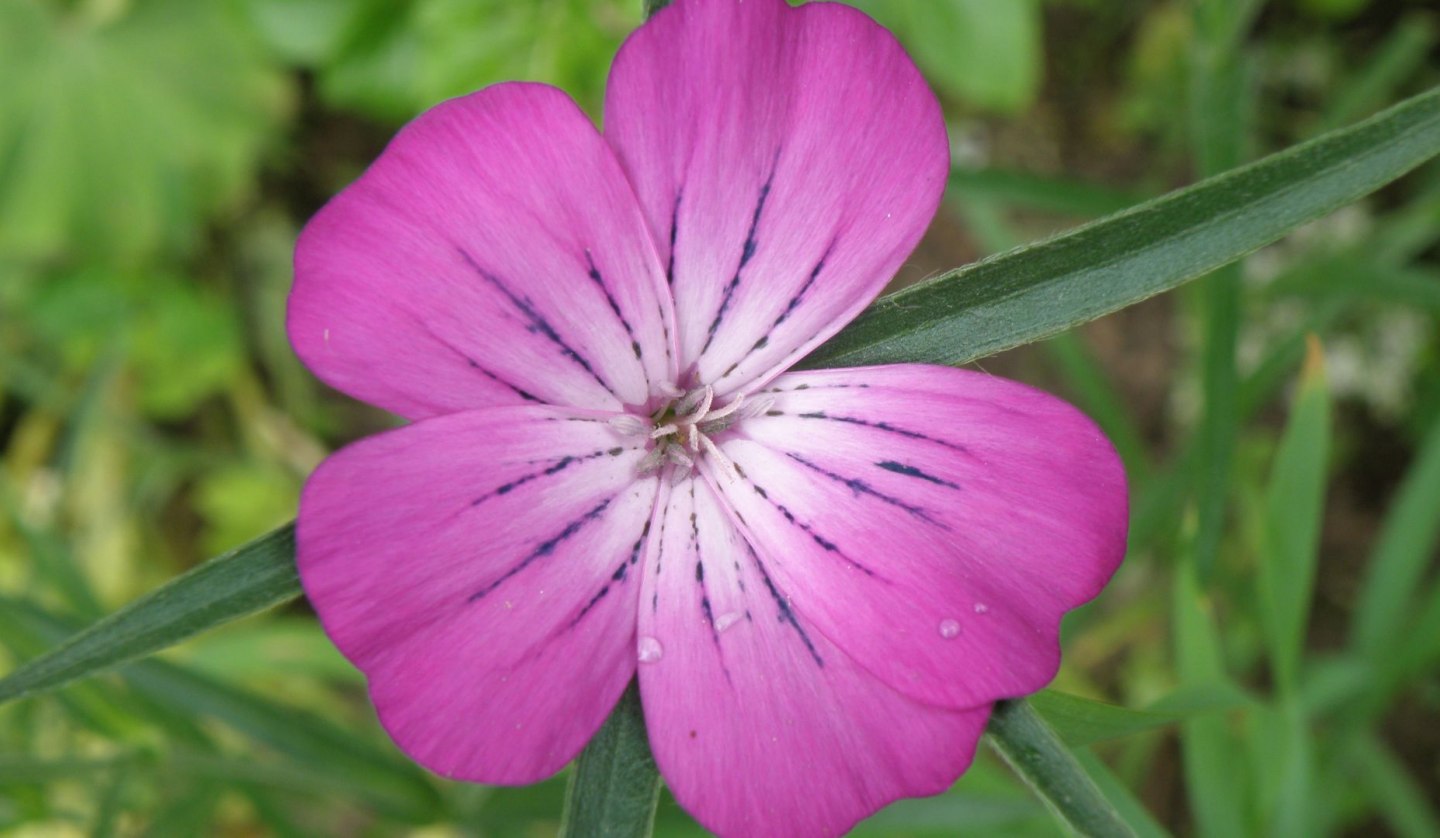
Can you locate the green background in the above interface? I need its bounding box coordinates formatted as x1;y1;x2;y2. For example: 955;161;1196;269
2;0;1438;834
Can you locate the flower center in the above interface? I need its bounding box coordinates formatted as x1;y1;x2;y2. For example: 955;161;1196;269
610;384;771;482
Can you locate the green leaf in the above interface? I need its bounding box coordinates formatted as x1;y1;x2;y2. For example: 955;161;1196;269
1351;409;1440;653
1173;564;1250;838
0;0;289;266
318;0;638;121
947;167;1145;218
848;0;1042;112
1072;751;1171;838
559;682;661;838
800;85;1440;371
1267;255;1440;312
1320;13;1436;132
0;525;299;704
3;599;439;822
1030;688;1242;748
1350;733;1440;838
241;0;369;66
1256;338;1331;692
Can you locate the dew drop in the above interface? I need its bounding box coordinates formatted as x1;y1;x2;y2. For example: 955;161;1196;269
938;618;961;639
637;635;664;663
973;603;989;615
714;611;742;633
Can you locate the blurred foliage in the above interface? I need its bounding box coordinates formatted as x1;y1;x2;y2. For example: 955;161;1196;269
1;0;1438;835
849;0;1043;112
0;0;289;269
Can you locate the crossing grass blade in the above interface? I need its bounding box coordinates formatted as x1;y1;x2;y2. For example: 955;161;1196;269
801;85;1440;370
0;525;299;704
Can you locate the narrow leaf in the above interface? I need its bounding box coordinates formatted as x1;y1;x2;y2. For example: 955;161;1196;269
1351;732;1440;838
1073;751;1171;838
1257;337;1331;692
1173;564;1250;838
1351;409;1440;652
1030;688;1241;748
800;85;1440;370
3;598;439;821
0;524;299;703
559;682;661;838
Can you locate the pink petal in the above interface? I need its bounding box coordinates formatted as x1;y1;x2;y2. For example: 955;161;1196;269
710;364;1128;709
296;405;659;782
604;0;947;396
639;475;989;838
290;83;676;420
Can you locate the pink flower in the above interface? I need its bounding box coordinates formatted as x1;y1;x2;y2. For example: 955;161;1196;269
288;0;1128;835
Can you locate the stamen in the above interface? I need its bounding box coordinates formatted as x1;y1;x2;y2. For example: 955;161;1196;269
674;386;707;417
667;445;694;468
699;434;740;483
637;445;669;475
688;423;700;450
703;393;744;422
682;391;711;423
608;414;648;436
650;423;679;439
737;395;775;419
655;381;685;398
698;413;740;436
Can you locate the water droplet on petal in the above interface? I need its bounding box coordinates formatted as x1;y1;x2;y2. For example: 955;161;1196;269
637;636;664;663
714;612;742;633
973;603;989;615
938;619;961;639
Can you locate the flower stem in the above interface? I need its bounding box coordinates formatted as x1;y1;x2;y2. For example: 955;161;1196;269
643;0;671;19
985;699;1137;838
559;681;661;838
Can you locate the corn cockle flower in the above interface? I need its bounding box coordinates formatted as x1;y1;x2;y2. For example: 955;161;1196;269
288;0;1127;834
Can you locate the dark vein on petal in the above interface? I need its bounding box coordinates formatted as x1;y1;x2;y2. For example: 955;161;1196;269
700;152;780;355
666;192;681;287
719;240;836;381
585;249;643;361
569;519;652;629
685;486;732;683
467;497;613;602
743;540;823;667
456;247;615;396
410;315;543;403
471;448;622;507
652;496;672;613
779;409;969;454
749;481;878;577
876;460;962;490
786;453;945;528
759;382;869;393
469;361;543;403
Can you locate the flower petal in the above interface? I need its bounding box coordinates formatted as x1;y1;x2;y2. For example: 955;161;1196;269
638;475;989;838
604;0;947;396
712;364;1128;709
290;82;676;420
297;405;659;782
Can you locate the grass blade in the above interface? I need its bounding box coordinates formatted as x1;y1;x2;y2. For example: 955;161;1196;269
801;85;1440;370
1351;409;1440;653
1257;338;1331;692
1029;689;1240;748
0;524;299;703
